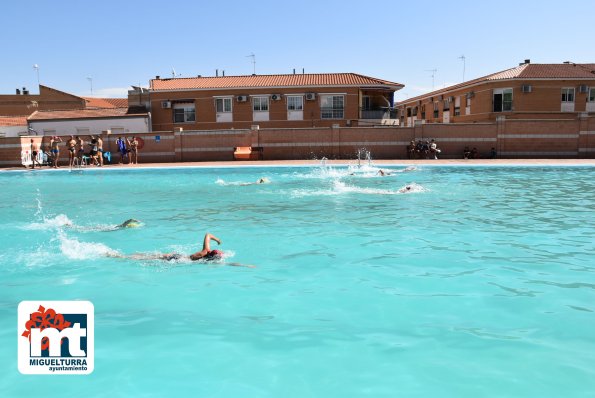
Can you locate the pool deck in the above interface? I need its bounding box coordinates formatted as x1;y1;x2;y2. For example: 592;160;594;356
4;158;595;171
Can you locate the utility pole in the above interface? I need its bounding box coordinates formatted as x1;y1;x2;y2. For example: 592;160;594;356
458;55;466;82
246;53;256;74
425;69;438;91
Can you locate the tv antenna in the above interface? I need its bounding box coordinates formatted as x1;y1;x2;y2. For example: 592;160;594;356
86;77;93;95
458;55;466;82
33;64;40;88
171;67;181;78
425;69;437;91
246;53;256;74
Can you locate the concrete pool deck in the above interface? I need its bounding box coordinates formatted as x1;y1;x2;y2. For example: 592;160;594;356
4;158;595;171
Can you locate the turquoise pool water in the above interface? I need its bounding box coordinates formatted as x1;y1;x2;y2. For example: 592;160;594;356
1;164;594;397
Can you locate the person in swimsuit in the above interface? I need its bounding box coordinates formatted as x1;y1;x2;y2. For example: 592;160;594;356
128;136;138;164
89;136;99;166
30;139;42;169
66;135;77;167
97;136;104;166
76;136;85;163
50;136;62;168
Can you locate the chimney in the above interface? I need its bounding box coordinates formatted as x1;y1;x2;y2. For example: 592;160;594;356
302;68;305;74
293;68;296;74
524;59;530;64
216;69;219;77
156;75;160;79
16;88;21;95
222;70;225;76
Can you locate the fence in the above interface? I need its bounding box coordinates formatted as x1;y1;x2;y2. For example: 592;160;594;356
1;115;593;167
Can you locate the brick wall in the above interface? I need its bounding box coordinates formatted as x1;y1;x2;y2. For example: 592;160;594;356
1;116;594;167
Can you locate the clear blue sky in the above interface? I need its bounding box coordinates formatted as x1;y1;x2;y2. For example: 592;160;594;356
2;0;594;100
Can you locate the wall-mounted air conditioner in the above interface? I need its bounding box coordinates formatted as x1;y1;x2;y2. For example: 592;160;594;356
305;93;316;101
237;95;248;102
161;101;171;108
579;85;589;93
271;94;282;101
521;85;533;93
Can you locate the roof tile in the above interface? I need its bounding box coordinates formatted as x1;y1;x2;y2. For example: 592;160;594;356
28;108;146;121
151;73;403;91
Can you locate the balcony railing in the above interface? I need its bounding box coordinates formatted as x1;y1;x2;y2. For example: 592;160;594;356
360;108;397;119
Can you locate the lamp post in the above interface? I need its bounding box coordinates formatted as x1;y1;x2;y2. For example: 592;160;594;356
87;77;93;95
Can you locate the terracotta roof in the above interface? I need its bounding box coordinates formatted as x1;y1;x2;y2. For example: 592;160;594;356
28;108;146;121
399;63;595;104
0;115;28;126
84;97;129;108
151;73;404;91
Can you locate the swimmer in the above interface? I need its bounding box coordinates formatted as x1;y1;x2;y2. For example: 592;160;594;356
398;185;413;193
239;177;270;186
116;219;143;229
108;232;253;267
377;169;392;176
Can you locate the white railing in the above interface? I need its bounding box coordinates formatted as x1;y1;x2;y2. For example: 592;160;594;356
21;150;46;166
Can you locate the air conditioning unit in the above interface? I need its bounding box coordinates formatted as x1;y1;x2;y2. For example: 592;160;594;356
161;101;171;108
579;85;589;93
521;84;533;93
271;94;282;101
237;95;248;102
305;93;316;101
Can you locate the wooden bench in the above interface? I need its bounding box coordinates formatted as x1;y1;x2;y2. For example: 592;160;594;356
234;146;263;160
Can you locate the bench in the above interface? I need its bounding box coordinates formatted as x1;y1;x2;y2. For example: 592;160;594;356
233;146;263;160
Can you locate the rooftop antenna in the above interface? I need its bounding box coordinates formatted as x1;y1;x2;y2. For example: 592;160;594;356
425;68;437;91
246;53;256;74
33;64;40;89
458;55;466;82
171;67;181;78
86;77;93;95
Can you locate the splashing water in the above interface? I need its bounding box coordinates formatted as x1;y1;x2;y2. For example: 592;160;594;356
57;231;120;260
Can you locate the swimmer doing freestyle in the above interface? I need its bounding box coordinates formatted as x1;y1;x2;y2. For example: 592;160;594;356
108;232;254;266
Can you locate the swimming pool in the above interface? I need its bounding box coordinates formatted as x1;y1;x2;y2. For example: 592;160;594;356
1;164;594;397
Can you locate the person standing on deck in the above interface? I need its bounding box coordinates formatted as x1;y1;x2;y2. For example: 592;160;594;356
50;136;62;168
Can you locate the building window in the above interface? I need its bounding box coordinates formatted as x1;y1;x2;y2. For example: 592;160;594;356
173;104;196;123
287;95;303;111
589;88;595;102
454;107;461;116
406;108;412;117
412;107;418;116
433;102;439;118
561;88;575;102
493;88;513;112
215;98;232;113
252;96;269;112
321;95;344;119
466;97;471;107
443;98;451;111
362;95;371;110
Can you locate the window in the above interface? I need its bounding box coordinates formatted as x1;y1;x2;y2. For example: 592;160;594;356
287;96;303;111
321;95;344;119
406;108;412;117
443;98;451;111
215;98;232;113
362;95;371;110
466;97;472;107
454;107;461;116
561;88;575;102
173;103;195;123
493;88;513;112
252;97;269;111
412;107;418;116
589;88;595;102
433;102;439;118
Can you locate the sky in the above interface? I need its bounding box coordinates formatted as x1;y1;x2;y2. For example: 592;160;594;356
1;0;594;101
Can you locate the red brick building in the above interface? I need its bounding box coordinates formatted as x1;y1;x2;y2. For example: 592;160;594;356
149;73;403;131
397;61;595;126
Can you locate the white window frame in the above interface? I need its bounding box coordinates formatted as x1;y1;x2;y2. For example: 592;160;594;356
561;87;575;103
320;95;344;119
173;103;196;123
215;97;232;113
588;88;595;102
252;96;269;112
287;95;303;111
493;88;513;112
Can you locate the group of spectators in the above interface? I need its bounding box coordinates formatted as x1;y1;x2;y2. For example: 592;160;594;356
463;146;497;159
28;135;140;169
407;139;441;160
